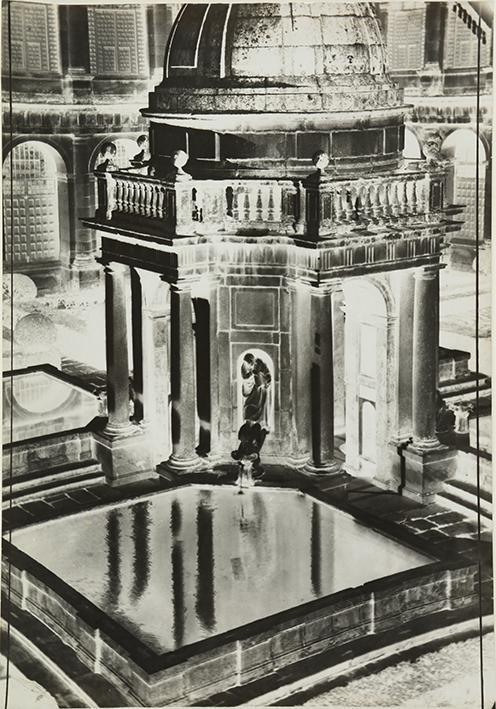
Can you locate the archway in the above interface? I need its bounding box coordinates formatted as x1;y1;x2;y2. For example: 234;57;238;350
441;129;488;246
2;141;69;287
403;128;422;160
343;277;392;479
236;348;274;433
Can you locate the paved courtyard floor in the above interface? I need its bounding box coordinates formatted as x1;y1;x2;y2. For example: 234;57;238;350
304;632;495;708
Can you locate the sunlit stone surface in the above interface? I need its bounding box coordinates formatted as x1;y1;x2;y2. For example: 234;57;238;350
12;486;430;655
3;371;100;443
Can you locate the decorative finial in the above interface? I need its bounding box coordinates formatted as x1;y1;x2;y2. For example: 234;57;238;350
169;149;192;181
312;150;330;173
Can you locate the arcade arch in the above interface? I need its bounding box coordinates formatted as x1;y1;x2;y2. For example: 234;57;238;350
441;128;488;243
342;277;394;479
2;141;69;285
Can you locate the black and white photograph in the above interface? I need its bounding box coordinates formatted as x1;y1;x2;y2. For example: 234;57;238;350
1;1;494;707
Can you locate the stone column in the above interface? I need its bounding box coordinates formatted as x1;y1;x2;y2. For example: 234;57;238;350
104;262;132;435
208;282;220;461
71;137;100;286
165;282;203;472
412;266;440;448
94;262;155;485
332;286;346;438
306;285;340;473
290;283;312;466
404;264;457;502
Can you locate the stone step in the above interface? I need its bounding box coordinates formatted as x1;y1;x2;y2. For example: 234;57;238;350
437;482;492;529
3;462;104;507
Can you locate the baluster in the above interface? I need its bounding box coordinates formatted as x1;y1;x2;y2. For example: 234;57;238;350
124;181;132;213
415;180;424;215
232;186;240;221
129;182;137;215
267;186;275;221
114;178;123;212
149;184;157;218
139;182;147;216
156;186;164;219
410;180;418;214
399;180;408;215
256;187;263;221
381;183;390;219
361;184;372;219
145;182;153;217
119;180;127;212
390;181;400;217
371;185;381;220
344;187;354;221
243;188;251;221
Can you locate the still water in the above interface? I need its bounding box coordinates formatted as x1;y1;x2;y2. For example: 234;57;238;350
12;486;431;654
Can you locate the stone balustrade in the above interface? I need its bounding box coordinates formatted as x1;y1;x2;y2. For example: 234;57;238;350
94;166;446;241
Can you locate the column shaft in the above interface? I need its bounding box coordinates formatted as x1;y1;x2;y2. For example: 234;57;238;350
169;284;200;467
105;263;131;433
291;284;312;463
309;289;336;469
412;267;440;446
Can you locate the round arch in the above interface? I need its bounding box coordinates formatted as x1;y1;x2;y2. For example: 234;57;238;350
441;128;488;248
2;136;71;174
441;128;487;169
2;141;69;278
236;348;275;433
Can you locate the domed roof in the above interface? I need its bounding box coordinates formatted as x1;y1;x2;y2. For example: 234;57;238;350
149;2;403;116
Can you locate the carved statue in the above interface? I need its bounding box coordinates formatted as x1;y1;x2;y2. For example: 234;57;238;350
423;133;443;167
130;134;154;175
241;353;271;429
95;141;118;172
131;134;151;164
435;391;455;444
231;421;267;489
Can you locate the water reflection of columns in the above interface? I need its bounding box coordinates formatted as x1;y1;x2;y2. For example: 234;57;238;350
106;508;122;604
131;501;151;602
171;498;185;648
195;492;215;631
310;502;322;597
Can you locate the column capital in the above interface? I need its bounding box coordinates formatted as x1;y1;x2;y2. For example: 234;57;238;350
310;279;343;296
414;263;445;281
168;279;196;295
103;261;128;277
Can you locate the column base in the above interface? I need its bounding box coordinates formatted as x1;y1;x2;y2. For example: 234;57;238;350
71;257;102;288
402;442;458;504
158;452;207;478
94;425;157;487
302;460;342;476
287;452;312;469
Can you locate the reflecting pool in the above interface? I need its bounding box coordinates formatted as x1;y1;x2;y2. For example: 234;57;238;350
11;486;431;654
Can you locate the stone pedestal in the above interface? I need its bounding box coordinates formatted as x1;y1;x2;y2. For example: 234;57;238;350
403;264;456;502
403;443;458;503
94;426;155;486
